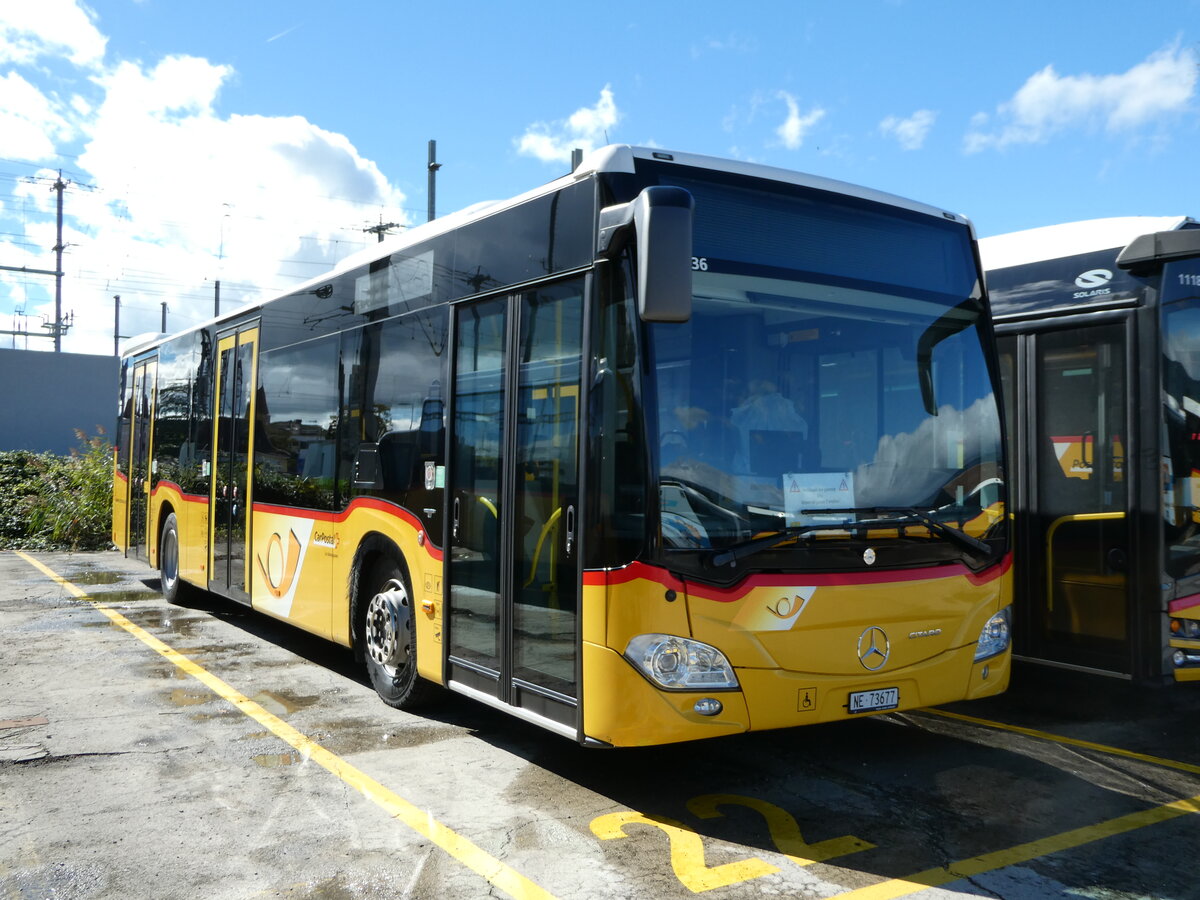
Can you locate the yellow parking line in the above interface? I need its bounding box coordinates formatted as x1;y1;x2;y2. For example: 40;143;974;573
836;706;1200;897
15;552;557;900
918;708;1200;776
834;792;1200;899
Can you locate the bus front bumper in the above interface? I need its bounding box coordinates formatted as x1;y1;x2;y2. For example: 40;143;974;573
582;641;1009;747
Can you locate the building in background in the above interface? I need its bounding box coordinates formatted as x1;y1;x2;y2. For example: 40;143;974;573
0;348;119;454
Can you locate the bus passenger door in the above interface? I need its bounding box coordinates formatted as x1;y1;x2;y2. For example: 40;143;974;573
209;325;259;603
1008;322;1133;674
128;358;158;562
446;280;584;734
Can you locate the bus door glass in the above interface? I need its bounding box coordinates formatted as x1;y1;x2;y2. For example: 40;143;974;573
210;325;259;601
1161;295;1200;579
1031;323;1131;672
128;358;157;562
447;279;583;726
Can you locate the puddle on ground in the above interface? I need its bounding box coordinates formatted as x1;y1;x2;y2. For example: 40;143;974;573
310;717;465;755
67;571;124;585
88;589;159;604
253;751;302;768
112;608;205;638
186;708;242;723
166;688;211;707
143;660;218;680
250;690;319;717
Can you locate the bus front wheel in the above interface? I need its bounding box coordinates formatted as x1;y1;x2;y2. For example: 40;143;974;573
160;513;186;605
361;557;439;710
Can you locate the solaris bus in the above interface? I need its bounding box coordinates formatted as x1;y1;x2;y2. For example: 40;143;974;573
981;216;1200;682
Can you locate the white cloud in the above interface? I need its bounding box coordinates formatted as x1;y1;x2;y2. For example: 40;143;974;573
880;109;937;151
965;44;1197;153
0;6;409;354
691;34;757;59
516;86;620;164
775;91;825;150
0;72;76;160
0;0;106;68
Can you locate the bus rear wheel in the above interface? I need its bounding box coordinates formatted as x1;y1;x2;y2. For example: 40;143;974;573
361;557;439;710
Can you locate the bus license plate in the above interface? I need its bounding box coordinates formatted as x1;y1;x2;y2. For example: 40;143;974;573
848;687;899;714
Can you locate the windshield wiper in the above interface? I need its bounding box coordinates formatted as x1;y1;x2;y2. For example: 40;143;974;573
708;525;820;567
800;506;992;557
875;507;992;556
706;506;993;568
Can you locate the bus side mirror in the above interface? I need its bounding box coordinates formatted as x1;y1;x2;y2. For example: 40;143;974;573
597;186;694;323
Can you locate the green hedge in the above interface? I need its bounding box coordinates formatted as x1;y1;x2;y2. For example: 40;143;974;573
0;430;114;551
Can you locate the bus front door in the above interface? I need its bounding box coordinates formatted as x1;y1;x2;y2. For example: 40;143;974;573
128;358;157;562
1004;322;1133;674
447;280;584;734
209;325;259;603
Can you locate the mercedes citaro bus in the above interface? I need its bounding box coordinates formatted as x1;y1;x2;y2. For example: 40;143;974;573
114;146;1011;747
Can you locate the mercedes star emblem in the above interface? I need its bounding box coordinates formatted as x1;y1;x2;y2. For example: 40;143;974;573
857;626;890;671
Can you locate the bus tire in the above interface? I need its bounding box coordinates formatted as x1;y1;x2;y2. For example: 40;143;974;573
159;512;186;605
361;556;440;710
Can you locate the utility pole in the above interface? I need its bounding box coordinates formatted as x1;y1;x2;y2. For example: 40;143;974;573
161;301;168;333
427;139;441;222
364;218;400;242
113;295;121;356
0;172;68;348
214;280;220;319
52;171;66;352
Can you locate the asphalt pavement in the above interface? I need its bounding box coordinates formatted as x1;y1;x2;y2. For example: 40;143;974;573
2;549;1198;899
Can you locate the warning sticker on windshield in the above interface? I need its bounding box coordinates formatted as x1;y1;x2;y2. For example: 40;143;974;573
784;472;855;525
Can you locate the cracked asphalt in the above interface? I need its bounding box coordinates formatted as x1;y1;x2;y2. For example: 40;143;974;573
2;549;1198;899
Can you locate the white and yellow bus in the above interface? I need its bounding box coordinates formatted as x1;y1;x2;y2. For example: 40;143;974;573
113;146;1011;747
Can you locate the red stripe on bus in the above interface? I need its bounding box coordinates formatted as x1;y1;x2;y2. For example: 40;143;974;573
252;496;444;561
582;561;685;592
150;481;207;504
1169;594;1200;614
583;553;1011;602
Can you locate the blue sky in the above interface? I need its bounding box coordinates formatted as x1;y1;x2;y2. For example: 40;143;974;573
2;0;1198;353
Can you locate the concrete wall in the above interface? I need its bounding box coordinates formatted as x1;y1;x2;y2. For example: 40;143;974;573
0;348;119;454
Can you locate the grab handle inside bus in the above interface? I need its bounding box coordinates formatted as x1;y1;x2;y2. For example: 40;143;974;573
596;186;694;323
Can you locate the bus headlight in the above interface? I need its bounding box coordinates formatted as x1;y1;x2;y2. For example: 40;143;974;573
974;606;1011;662
624;634;739;691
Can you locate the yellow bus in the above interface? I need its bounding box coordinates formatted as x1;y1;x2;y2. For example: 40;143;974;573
113;146;1011;747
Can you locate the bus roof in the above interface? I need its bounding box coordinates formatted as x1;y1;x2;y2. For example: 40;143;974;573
320;145;972;286
981;216;1199;320
577;145;971;227
126;145;977;356
979;216;1197;272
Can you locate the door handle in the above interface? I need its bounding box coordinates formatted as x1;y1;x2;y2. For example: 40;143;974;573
452;496;461;541
565;504;575;557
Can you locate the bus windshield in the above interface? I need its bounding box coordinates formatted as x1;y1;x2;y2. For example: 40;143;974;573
643;172;1004;572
